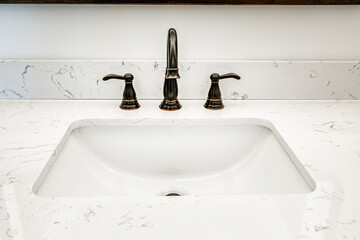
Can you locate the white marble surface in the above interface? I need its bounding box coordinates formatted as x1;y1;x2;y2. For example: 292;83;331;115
1;60;360;100
0;100;359;239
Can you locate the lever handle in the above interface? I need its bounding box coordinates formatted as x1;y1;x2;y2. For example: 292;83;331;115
210;73;241;81
103;73;134;82
204;72;241;110
102;73;140;110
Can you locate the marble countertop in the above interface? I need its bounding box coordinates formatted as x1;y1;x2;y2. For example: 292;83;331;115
0;100;359;240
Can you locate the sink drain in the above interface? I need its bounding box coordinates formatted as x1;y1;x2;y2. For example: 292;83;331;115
165;192;181;197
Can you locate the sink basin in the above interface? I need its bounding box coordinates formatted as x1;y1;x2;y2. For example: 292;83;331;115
33;118;315;197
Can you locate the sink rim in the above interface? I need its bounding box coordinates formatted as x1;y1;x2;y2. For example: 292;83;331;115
32;117;317;198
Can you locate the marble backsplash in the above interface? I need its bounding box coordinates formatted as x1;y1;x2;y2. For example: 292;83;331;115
0;60;359;100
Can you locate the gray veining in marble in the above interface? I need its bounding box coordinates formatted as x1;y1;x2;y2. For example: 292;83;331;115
0;60;360;100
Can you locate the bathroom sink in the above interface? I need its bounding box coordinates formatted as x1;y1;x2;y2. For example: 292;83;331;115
33;118;314;197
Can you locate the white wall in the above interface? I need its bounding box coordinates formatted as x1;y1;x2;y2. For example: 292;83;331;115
0;5;360;60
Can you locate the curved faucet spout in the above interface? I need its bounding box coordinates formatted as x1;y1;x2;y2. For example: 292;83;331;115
165;28;180;79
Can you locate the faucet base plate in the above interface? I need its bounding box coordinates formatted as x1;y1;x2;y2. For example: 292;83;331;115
204;99;224;110
159;99;182;111
120;99;140;110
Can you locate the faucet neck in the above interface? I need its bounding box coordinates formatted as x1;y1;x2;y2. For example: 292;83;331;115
165;28;180;79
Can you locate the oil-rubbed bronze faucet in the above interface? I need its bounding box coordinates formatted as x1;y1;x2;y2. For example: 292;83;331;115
103;73;140;110
204;73;241;110
159;28;182;111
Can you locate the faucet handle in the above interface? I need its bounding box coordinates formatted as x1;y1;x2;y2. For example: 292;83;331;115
204;72;241;110
102;73;140;110
103;73;134;82
210;73;241;81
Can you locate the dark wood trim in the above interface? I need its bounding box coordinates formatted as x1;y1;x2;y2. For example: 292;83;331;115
0;0;359;4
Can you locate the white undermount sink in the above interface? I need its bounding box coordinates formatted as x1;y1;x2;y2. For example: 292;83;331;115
33;118;315;197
